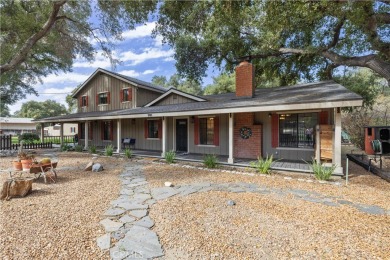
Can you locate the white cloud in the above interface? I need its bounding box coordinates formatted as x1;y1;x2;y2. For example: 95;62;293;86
121;48;174;66
118;70;140;78
142;69;156;75
41;72;89;85
153;35;164;47
122;22;156;40
163;56;175;62
41;87;75;95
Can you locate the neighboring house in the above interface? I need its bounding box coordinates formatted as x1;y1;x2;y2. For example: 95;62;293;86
364;126;390;155
37;64;363;174
0;117;36;135
44;123;78;136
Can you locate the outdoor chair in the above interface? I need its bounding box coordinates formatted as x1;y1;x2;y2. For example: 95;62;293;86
122;138;136;149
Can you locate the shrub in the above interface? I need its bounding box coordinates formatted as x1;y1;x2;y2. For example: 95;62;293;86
250;154;274;174
89;145;97;154
203;154;218;168
124;148;133;159
307;159;337;181
60;144;72;152
19;133;40;144
164;150;176;164
105;144;114;156
75;145;83;152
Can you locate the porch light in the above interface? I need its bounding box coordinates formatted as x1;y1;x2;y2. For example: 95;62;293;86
268;113;272;117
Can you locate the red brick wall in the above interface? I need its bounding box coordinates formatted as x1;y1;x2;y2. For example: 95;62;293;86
365;127;375;155
234;112;262;159
235;61;254;98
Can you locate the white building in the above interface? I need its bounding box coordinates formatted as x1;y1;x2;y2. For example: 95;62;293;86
44;123;78;136
0;117;36;135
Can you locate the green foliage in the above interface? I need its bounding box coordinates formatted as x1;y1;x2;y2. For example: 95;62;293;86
204;73;235;95
155;1;390;85
15;100;68;119
151;73;203;95
164;150;176;164
60;144;72;152
105;144;114;156
0;0;157;106
0;103;11;117
89;145;97;154
250;155;274;175
151;75;168;87
203;154;218;168
75;145;83;152
19;133;39;144
307;159;337;181
124;148;133;159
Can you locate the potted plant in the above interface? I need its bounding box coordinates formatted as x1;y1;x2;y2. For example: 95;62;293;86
18;151;35;171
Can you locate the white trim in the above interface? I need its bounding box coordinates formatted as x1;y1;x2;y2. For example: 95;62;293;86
145;88;206;107
36;100;362;123
196;144;217;148
276;147;314;151
146;138;160;140
276;109;321;114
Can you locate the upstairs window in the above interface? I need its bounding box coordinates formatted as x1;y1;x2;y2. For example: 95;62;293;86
80;96;88;107
148;120;159;139
279;113;318;148
199;117;214;145
121;88;132;102
97;92;110;105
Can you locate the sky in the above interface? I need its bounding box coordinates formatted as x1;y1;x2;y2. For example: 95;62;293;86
9;21;220;115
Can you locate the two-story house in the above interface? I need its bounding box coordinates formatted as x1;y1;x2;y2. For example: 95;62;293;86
37;62;363;174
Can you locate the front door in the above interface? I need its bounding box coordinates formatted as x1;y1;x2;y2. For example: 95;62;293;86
176;119;188;152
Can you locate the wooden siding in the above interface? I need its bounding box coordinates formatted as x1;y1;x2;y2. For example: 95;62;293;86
136;88;161;107
120;118;162;151
154;93;194;106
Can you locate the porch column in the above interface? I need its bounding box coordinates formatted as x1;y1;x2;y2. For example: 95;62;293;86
117;119;122;153
333;107;343;174
40;123;45;142
161;117;167;157
84;121;89;150
228;113;234;164
60;123;64;146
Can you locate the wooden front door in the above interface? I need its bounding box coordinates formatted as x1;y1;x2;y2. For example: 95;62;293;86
176;119;188;152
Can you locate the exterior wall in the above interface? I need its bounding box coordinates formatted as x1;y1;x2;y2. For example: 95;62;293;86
154;94;194;106
188;114;229;155
136;88;161;107
234;112;262;159
120;118;162;151
0;123;36;135
77;74;136;113
45;124;78;136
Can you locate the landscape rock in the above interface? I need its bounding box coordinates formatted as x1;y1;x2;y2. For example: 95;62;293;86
92;163;103;172
96;233;110;250
227;200;236;206
165;181;173;187
84;161;94;171
100;218;123;232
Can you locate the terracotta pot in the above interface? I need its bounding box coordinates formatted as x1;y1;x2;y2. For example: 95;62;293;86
21;159;33;171
12;161;23;171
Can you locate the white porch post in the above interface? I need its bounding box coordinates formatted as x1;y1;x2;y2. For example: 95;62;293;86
40;123;45;142
333;107;343;174
60;123;64;146
161;117;167;157
84;121;89;150
228;113;234;164
117;119;122;153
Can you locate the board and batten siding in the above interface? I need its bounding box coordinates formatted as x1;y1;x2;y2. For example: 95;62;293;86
120;118;162;151
154;94;195;106
136;88;162;107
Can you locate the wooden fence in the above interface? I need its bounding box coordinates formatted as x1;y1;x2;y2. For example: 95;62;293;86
0;135;53;150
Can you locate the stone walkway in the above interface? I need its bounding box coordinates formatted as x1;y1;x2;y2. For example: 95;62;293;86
98;162;389;260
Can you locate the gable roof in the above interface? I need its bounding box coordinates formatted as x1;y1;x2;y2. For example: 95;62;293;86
37;80;363;123
72;68;166;98
144;88;206;107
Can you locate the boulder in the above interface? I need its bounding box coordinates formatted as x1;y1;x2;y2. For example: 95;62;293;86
84;161;94;171
92;163;103;172
1;177;34;200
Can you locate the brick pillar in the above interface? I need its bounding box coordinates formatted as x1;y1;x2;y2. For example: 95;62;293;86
235;61;255;98
233;112;262;159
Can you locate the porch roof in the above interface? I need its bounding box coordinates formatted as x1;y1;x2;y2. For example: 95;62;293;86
37;80;362;123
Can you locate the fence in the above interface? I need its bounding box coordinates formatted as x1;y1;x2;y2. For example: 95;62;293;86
43;135;75;144
0;135;53;150
0;135;12;150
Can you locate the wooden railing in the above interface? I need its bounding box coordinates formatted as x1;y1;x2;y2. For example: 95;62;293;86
0;135;12;150
0;135;53;150
43;135;76;144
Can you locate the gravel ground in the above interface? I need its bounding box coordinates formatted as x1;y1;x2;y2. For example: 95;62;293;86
145;160;390;259
0;151;126;259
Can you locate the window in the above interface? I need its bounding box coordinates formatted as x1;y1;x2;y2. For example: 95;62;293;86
70;127;76;133
199;117;214;145
81;96;88;107
97;92;110;105
279;113;318;148
121;88;132;102
102;121;112;140
80;123;85;139
148;120;159;138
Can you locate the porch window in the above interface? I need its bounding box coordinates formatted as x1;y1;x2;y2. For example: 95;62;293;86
102;121;113;140
199;117;214;145
279;113;318;148
148;120;159;138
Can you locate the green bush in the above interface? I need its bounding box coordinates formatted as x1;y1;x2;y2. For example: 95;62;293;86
307;159;337;180
105;144;114;156
19;133;40;144
75;145;83;152
60;144;72;152
89;145;97;154
250;154;274;174
164;150;176;164
124;148;133;159
203;154;218;168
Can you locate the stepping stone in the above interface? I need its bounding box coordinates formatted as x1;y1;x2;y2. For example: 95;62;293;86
127;181;148;188
100;218;123;232
119;215;136;224
145;199;156;206
321;201;339;207
338;199;353;205
129;209;148;219
134;216;154;228
110;226;163;259
120;189;134;196
177;185;201;196
151;187;179;200
103;208;125;217
96;233;110;250
228;186;246;193
302;197;323;204
354;204;386;215
133;193;152;202
289;189;310;197
117;202;148;211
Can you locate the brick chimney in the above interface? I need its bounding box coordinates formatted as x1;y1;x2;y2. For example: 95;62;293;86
235;61;255;98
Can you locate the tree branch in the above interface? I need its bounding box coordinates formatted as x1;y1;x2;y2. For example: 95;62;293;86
0;0;68;75
326;17;346;50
